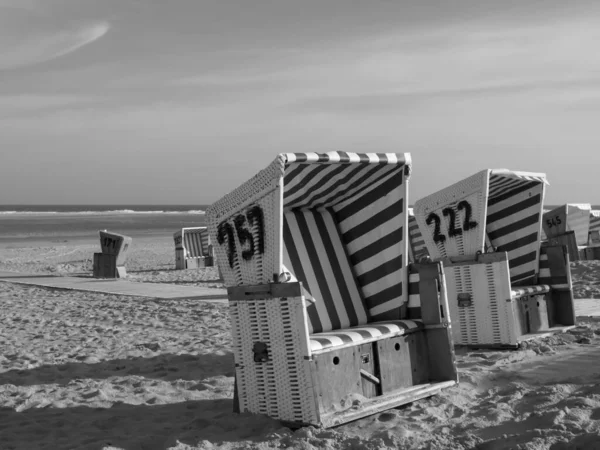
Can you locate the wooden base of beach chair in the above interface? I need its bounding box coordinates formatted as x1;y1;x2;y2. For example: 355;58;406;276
579;245;600;261
93;253;126;278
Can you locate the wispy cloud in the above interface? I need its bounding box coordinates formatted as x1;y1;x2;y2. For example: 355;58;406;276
0;7;110;71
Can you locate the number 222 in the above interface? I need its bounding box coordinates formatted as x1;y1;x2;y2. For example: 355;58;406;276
426;200;477;244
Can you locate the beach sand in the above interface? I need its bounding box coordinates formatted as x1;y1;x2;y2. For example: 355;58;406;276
2;239;600;449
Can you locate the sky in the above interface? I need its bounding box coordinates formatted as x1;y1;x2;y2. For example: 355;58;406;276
1;0;600;205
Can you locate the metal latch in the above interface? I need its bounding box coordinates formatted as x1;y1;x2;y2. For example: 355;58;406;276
253;342;269;362
361;353;370;364
458;293;472;307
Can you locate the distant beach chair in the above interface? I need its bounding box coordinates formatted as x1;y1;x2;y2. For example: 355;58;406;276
207;152;457;428
173;227;214;269
580;210;600;260
542;203;591;261
93;230;132;278
589;210;600;245
407;207;430;262
414;169;576;348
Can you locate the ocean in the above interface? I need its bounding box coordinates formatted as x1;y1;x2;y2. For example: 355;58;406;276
0;205;209;242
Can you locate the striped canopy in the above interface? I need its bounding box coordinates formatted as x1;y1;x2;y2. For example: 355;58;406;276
281;151;411;332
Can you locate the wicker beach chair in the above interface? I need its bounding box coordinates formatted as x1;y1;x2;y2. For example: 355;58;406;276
543;203;591;261
206;152;457;428
174;227;214;269
580;210;600;260
93;230;132;278
414;169;576;348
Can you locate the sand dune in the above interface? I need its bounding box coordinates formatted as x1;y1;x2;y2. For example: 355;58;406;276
2;240;600;449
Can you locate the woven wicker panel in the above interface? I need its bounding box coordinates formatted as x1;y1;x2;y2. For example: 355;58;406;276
230;297;318;425
445;260;515;346
486;177;545;286
333;166;407;321
207;156;284;287
282;209;368;333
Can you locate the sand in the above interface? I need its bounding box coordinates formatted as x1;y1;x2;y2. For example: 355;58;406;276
2;239;600;449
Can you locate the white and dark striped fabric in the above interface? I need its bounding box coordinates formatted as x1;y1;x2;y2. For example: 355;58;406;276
283;209;368;334
309;319;424;352
485;173;546;286
184;228;210;257
408;210;429;262
282;151;409;326
590;210;600;232
538;247;569;285
332;166;406;322
407;266;422;319
510;285;550;299
282;152;406;210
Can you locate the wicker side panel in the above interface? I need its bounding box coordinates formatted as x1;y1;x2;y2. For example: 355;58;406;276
415;190;488;260
445;260;515;346
209;188;282;287
207;156;285;287
230;297;319;425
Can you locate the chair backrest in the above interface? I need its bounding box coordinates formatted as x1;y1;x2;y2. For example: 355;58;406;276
207;152;411;333
414;169;547;286
174;227;210;258
98;230;132;265
543;204;591;247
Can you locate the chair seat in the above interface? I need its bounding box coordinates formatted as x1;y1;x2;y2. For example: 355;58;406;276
309;320;424;352
510;285;551;299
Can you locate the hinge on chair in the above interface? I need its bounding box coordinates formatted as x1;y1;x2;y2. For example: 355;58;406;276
252;342;269;363
457;293;472;307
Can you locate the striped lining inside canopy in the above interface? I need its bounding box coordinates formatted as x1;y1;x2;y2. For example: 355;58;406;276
283;209;368;334
332;166;406;322
309;319;423;352
183;228;209;257
282;152;405;210
590;210;600;232
408;212;429;262
486;173;546;286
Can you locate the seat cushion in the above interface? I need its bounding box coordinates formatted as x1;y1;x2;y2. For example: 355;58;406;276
510;285;550;299
309;320;424;352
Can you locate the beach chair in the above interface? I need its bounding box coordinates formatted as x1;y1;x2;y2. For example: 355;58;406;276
543;204;591;261
206;152;457;428
174;227;214;269
93;230;132;278
580;210;600;260
414;169;576;348
407;208;430;263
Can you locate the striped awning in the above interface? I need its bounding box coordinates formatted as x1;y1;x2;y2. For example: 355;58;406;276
283;152;409;165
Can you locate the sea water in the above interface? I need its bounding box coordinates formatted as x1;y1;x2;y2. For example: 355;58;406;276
0;205;208;243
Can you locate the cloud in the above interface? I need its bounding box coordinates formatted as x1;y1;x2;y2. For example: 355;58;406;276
0;7;110;71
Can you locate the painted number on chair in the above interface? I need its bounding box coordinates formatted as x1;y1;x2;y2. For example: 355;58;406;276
426;200;477;244
103;237;121;250
546;216;562;228
217;205;265;268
